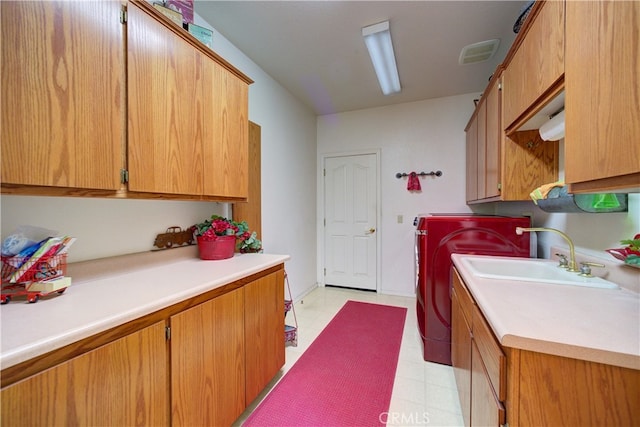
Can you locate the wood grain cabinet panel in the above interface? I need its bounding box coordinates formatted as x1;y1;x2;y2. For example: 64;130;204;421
170;286;246;427
477;97;487;199
127;1;250;199
465;113;479;202
0;321;169;427
244;269;285;404
500;130;558;201
502;0;564;130
484;75;501;199
127;2;204;196
234;121;262;237
515;349;640;426
451;286;472;427
203;60;249;199
1;1;124;190
565;1;640;192
471;341;505;427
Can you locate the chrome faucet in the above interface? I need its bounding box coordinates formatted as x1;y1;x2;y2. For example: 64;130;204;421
516;227;579;272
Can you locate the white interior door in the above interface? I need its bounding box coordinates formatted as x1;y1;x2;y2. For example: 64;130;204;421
324;154;378;290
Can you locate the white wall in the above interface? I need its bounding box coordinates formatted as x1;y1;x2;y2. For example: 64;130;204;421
317;93;639;296
192;13;318;300
0;196;224;262
317;94;477;296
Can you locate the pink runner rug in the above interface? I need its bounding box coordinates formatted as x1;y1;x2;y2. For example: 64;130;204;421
243;300;407;426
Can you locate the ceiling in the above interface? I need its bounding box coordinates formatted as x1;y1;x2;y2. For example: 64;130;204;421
195;1;529;116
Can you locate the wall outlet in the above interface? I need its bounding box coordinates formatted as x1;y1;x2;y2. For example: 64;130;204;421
397;215;403;224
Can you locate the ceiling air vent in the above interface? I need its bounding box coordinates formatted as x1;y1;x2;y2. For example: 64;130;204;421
458;39;500;65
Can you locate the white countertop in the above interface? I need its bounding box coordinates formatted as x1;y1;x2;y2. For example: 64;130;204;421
1;249;289;370
452;253;640;370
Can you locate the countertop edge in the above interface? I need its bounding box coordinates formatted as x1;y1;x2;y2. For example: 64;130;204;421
1;251;290;370
501;334;640;371
452;253;640;370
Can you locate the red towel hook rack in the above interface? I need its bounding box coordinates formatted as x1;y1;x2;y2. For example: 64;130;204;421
395;170;442;178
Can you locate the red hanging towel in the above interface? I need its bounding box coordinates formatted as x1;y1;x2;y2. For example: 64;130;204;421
407;172;421;191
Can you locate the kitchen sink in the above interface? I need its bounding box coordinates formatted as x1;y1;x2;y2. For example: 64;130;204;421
460;256;620;289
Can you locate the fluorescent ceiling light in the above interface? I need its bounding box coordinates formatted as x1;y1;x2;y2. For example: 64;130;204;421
362;21;401;95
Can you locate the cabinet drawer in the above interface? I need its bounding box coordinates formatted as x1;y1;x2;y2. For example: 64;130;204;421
471;340;506;427
453;268;475;325
472;305;506;401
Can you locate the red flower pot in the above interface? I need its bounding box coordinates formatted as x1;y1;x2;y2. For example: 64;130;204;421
197;235;236;260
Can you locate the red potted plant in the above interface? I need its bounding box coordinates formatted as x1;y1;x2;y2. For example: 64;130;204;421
193;215;262;260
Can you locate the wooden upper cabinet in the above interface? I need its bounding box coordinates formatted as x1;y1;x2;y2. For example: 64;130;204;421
465;114;478;202
1;1;124;190
502;0;564;131
127;2;204;196
484;74;501;199
500;130;558;200
234;121;262;238
565;1;640;192
127;1;250;199
477;98;487;199
203;58;249;198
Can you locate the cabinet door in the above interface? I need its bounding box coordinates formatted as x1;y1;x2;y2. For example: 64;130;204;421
451;288;472;427
244;269;285;403
484;76;501;199
471;341;505;427
503;0;564;129
565;1;640;192
234;121;262;237
1;322;169;426
203;59;249;198
170;287;245;426
465;115;478;202
127;2;204;195
1;1;123;190
477;100;487;199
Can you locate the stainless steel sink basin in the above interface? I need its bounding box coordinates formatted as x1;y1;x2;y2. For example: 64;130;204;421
460;256;620;289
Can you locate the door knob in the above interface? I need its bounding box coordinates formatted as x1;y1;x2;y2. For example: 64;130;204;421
366;228;376;234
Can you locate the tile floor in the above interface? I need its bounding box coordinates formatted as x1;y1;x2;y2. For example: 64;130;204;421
235;286;464;427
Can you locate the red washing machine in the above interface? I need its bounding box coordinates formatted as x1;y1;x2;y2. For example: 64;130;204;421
415;214;531;365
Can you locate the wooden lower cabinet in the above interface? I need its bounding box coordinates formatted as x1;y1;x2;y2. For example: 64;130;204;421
244;269;285;404
505;348;640;426
1;265;286;427
170;287;246;427
453;270;505;427
0;321;169;426
453;268;640;426
471;340;505;427
451;287;472;427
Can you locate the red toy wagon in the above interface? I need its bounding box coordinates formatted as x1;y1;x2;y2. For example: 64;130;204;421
1;254;70;304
